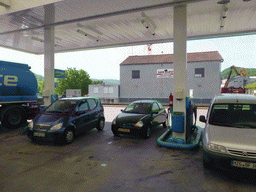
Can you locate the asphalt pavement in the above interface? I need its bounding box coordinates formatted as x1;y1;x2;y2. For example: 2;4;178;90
0;106;256;192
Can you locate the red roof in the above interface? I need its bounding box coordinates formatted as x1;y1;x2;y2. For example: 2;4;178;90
120;51;223;65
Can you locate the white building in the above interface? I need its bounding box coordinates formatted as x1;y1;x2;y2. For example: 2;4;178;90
89;84;120;103
119;51;223;106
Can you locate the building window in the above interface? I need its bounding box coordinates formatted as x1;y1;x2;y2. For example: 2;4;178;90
195;68;204;78
132;70;140;79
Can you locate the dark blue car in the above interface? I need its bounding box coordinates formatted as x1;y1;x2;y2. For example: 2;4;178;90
26;96;105;144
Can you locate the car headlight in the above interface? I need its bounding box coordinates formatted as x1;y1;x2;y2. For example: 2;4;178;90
207;143;227;153
112;119;116;125
27;120;33;129
135;121;144;128
50;123;63;130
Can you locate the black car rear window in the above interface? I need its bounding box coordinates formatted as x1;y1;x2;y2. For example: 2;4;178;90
124;103;151;114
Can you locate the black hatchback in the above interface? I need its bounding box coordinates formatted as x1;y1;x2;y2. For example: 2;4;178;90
111;100;167;139
26;96;105;144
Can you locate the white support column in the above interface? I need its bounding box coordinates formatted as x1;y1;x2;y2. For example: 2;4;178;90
173;5;187;141
43;4;55;106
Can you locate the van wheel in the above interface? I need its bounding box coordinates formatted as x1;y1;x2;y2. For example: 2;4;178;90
3;108;26;129
63;128;74;144
203;156;212;170
97;118;105;131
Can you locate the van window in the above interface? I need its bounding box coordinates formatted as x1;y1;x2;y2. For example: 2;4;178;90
209;104;256;128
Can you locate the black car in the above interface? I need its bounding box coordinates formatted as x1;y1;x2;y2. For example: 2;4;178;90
111;100;167;139
26;96;105;144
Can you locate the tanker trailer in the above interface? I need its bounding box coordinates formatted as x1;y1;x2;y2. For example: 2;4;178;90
0;61;40;128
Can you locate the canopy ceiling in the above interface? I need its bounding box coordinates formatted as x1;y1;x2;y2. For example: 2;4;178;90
0;0;255;54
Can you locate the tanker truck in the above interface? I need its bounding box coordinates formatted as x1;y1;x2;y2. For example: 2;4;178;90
0;61;40;128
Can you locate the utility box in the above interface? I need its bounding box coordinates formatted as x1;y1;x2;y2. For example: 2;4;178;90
172;112;184;133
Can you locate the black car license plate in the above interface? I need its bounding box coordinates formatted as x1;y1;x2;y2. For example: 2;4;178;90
118;128;130;133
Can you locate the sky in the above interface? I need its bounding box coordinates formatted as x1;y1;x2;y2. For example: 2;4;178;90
0;34;255;80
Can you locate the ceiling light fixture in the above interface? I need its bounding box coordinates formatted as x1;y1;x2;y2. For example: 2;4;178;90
77;23;103;36
218;0;230;30
220;4;228;29
217;0;230;4
77;29;99;42
141;18;156;36
31;36;43;42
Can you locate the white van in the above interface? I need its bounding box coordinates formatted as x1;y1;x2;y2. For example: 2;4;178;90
200;94;256;172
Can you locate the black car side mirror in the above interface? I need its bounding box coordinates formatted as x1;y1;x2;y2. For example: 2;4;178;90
199;115;206;123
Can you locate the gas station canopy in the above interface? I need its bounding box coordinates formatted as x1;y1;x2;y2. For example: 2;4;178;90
0;0;255;54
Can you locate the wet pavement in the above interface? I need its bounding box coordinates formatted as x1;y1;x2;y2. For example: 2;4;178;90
0;106;256;192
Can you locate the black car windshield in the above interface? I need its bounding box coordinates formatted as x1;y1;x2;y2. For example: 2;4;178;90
209;104;256;128
124;103;151;114
45;100;77;113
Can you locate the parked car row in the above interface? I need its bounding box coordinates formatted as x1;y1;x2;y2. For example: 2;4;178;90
25;93;256;174
26;97;167;144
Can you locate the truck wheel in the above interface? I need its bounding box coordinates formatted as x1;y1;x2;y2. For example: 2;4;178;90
3;108;26;129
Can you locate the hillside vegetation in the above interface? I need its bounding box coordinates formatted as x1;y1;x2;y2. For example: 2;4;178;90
221;66;256;79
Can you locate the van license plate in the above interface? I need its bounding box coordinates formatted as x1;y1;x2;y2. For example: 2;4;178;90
232;160;256;170
34;132;45;137
118;128;130;133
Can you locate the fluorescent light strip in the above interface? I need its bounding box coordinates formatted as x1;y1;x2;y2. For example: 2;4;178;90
77;29;99;42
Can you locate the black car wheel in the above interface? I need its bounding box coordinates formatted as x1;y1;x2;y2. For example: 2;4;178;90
112;128;120;136
142;125;151;139
97;118;105;131
63;128;74;144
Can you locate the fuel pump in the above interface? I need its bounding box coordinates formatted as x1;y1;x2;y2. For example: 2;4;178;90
157;97;201;149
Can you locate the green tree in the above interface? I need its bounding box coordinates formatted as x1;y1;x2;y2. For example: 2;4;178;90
38;80;45;94
92;80;103;84
245;81;256;89
55;68;92;96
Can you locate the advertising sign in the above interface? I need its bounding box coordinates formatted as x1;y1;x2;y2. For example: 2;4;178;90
157;69;173;78
55;69;65;78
